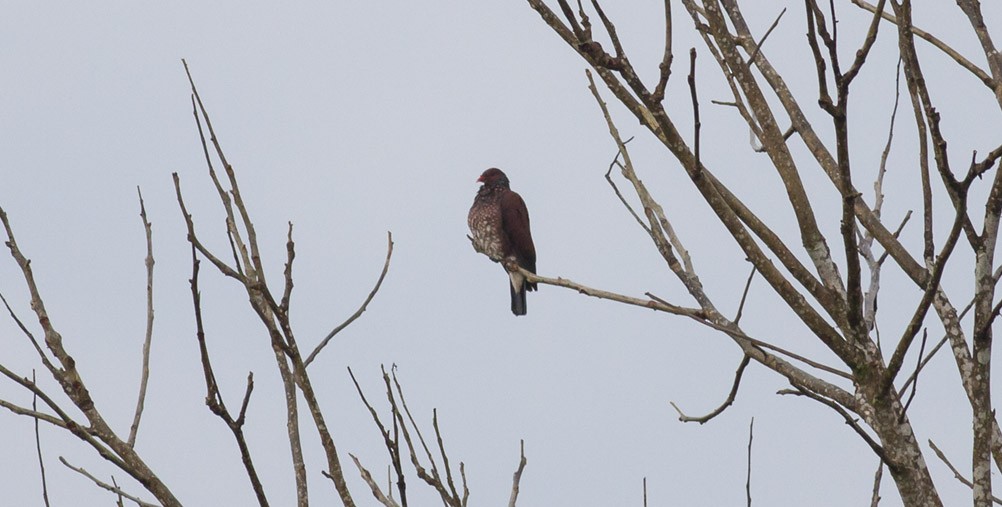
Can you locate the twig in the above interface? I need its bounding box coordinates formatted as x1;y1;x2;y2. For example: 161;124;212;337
670;355;750;424
187;244;269;507
734;266;756;324
870;461;883;507
898;329;927;421
898;267;1002;394
745;8;786;66
281;223;296;313
850;0;993;87
603;138;652;236
688;48;701;175
128;187;156;448
0;290;57;375
432;409;462;502
348;453;400;507
860;56;903;333
33;370;51;507
780;385;889;465
305;231;394;367
746;417;754;507
0;365;74;429
651;0;674;103
59;457;158;507
648;292;852;380
507;440;527;507
928;440;1002;504
643;477;648;507
112;476;126;507
347;366;407;507
386;367;460;506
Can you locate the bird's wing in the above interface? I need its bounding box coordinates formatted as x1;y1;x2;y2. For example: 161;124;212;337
500;190;536;273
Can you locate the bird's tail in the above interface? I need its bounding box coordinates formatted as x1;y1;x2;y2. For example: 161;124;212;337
510;281;527;316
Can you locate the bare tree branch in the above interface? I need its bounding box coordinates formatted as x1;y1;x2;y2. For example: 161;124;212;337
180;60;358;506
670;355;751;424
507;440;527;507
746;417;754;507
871;461;884;507
305;231;394;367
651;0;673;103
850;0;993;87
187;243;269;507
928;440;1002;505
603;138;653;236
734;266;756;325
33;370;50;507
348;366;407;507
128;187;156;448
745;7;786;66
59;457;158;507
780;386;889;465
348;454;400;507
0;205;181;506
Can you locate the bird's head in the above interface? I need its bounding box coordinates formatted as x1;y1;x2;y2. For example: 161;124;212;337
477;168;509;187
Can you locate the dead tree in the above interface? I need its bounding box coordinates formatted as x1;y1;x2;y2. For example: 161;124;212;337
521;1;1002;505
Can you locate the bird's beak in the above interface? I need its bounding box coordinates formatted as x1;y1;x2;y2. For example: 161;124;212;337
476;175;484;183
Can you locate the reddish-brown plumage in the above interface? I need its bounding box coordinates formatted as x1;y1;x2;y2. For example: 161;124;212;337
468;168;537;316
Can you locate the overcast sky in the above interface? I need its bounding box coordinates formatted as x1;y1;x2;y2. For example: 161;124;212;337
2;2;999;506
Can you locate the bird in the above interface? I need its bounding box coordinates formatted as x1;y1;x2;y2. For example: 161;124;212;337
468;168;537;316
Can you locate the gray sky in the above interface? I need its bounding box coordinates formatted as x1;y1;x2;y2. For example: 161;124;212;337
1;2;997;505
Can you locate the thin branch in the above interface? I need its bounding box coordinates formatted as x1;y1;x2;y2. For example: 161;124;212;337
33;370;51;507
870;461;883;507
746;417;754;507
745;8;786;66
688;48;701;174
348;454;400;507
842;0;887;87
850;0;994;87
651;0;674;103
898;329;928;421
128;187;156;448
603;138;652;235
780;385;889;465
432;409;461;502
670;355;751;424
928;440;1002;504
647;291;852;380
507;440;527;507
0;365;76;429
348;366;407;507
898;267;1002;394
305;231;394;367
860;56;903;333
113;477;126;507
386;367;459;507
884;188;969;386
524;269;705;318
281;222;296;313
59;457;158;507
187;244;269;507
0;290;57;375
734;266;756;324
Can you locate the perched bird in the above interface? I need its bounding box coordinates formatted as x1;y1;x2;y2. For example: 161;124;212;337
468;168;537;316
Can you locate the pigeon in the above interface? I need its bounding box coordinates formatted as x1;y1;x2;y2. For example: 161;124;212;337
468;168;537;316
